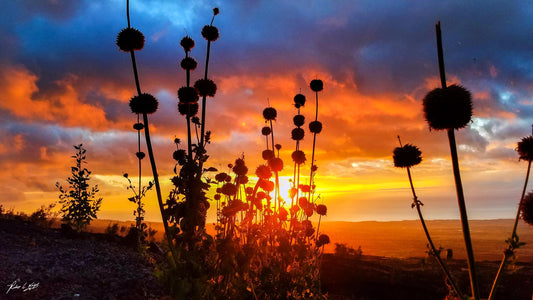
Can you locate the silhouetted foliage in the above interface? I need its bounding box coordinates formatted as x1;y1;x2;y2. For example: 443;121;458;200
56;144;102;232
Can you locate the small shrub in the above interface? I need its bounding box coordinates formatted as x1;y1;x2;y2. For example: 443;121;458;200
29;203;57;228
56;144;102;232
105;222;120;236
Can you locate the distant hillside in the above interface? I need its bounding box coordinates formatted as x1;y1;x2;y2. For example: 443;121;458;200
85;218;533;261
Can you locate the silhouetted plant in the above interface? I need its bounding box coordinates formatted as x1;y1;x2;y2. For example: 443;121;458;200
422;21;479;300
489;135;533;299
393;137;462;298
56;144;102;232
123;172;153;244
29;203;58;228
117;0;178;262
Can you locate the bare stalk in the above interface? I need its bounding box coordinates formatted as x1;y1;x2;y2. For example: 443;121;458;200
488;159;531;300
436;21;479;300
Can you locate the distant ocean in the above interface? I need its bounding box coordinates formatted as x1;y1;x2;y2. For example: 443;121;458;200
88;219;533;262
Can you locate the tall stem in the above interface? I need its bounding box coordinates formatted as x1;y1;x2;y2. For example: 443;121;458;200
127;28;178;262
436;21;479;300
488;159;531;300
407;167;462;298
448;129;480;300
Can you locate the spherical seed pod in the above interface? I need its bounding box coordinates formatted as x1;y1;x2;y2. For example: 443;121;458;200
316;204;327;216
291;127;305;141
129;93;159;114
233;163;248;176
133;123;144;131
136;152;146;159
393;144;422;168
291;150;306;165
309;120;323;134
521;192;533;226
294;93;306;107
215;172;228;182
262;149;275;160
305;227;315;237
517;136;533;161
268;157;283;172
180;57;198;71
261;126;271;136
310;79;323;92
201;25;219;42
221;183;237;196
116;27;145;52
422;84;473;130
180;36;195;52
318;234;330;245
178;103;199;117
178;86;199;104
275;144;282;151
263;107;277;121
194;78;217;97
213;7;220;15
256;165;272;180
173;149;187;165
293;115;305;127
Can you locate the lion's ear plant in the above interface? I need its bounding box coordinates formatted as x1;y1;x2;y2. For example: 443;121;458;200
56;144;102;232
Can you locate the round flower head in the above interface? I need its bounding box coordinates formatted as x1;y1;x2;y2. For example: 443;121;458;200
309;121;323;134
293;115;305;127
393;144;422;168
521;191;533;226
268;157;283;172
263;107;277;121
178;103;199;117
317;234;330;246
180;36;195;52
310;79;323;92
213;7;220;16
259;180;275;192
233;163;248;176
201;25;219;42
291;150;306;164
291;128;305;141
294;93;306;108
129;93;159;114
194;78;217;97
262;149;275;160
423;84;473;130
180;57;198;71
316;204;327;216
133;122;144;131
517;136;533;161
236;175;248;185
221;183;238;196
215;172;228;182
275;144;282;151
136;151;146;160
261;126;271;136
116;27;145;52
256;165;272;179
178;86;199;104
173;149;187;165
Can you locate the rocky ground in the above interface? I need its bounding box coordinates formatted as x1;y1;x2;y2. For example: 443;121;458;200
0;218;168;299
1;217;532;299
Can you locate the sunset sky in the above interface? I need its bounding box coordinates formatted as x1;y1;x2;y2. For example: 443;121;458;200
1;0;533;223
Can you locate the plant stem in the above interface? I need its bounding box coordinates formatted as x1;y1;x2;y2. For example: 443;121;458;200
407;167;462;298
436;21;479;300
448;128;480;300
488;159;531;300
128;41;178;264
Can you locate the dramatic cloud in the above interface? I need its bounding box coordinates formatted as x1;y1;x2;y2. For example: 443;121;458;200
1;0;532;222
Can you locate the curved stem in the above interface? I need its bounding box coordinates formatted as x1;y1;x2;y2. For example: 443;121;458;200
407;167;462;298
448;129;479;300
488;159;531;300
